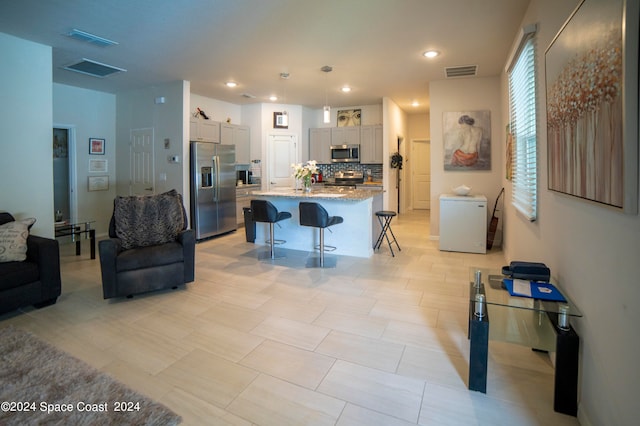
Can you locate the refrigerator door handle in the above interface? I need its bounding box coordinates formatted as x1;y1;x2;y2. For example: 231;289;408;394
213;155;220;202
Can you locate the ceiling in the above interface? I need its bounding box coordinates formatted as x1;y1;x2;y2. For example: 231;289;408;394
0;0;530;114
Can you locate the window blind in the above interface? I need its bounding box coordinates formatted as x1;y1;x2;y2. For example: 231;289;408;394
508;36;537;221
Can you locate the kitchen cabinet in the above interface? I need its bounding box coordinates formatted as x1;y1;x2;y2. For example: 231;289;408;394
360;125;383;164
236;184;258;225
309;128;332;164
331;126;360;146
190;118;220;142
221;123;250;164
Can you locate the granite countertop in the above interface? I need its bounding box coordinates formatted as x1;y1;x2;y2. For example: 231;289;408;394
252;186;382;201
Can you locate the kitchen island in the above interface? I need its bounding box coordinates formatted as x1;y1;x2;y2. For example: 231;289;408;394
250;187;383;258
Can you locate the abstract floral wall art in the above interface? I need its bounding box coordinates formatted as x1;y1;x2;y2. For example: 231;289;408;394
545;0;637;212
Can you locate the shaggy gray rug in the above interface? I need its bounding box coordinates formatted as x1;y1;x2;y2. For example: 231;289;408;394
0;326;181;425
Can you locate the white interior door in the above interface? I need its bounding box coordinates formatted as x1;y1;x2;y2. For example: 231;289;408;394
412;139;431;209
269;134;298;190
130;128;155;195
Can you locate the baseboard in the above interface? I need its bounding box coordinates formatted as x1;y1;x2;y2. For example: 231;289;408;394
577;405;592;426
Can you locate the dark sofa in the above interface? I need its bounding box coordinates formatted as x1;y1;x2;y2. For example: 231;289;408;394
0;212;62;315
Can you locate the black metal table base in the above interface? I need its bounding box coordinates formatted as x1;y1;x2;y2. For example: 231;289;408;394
468;284;579;417
55;225;96;259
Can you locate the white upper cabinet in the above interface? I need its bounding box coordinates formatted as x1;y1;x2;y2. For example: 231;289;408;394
190;118;220;143
221;123;250;164
331;126;360;146
360;125;383;164
309;128;332;163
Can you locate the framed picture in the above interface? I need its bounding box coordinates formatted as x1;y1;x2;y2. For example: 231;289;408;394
89;138;105;155
89;159;108;173
273;112;288;129
88;176;109;191
442;111;491;171
337;109;361;127
545;0;638;213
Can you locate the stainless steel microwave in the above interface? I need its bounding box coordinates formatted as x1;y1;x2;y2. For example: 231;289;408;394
330;144;360;163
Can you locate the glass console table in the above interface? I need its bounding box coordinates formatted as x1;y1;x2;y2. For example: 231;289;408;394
467;267;582;417
54;220;96;259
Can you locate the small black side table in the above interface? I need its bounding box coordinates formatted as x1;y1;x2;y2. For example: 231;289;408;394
468;268;582;416
374;211;401;257
55;220;96;259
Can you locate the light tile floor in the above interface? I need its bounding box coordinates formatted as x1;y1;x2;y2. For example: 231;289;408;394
1;210;580;425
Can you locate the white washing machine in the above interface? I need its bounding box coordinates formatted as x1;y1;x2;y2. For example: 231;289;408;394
439;194;487;254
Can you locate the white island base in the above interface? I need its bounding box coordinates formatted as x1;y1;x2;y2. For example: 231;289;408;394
251;189;383;258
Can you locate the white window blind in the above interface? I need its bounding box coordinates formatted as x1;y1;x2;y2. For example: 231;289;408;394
508;35;537;221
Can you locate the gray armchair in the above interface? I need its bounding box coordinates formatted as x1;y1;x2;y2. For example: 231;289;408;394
98;190;195;299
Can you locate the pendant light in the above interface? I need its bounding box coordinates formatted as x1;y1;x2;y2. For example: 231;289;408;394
280;72;289;127
321;66;332;124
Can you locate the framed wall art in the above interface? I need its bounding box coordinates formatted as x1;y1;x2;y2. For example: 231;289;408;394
89;159;108;173
337;109;361;127
273;112;288;129
442;110;491;171
89;138;105;155
88;176;109;191
545;0;638;213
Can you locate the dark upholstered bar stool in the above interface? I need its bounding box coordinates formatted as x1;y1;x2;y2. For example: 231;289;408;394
374;210;401;257
299;202;343;268
250;199;292;259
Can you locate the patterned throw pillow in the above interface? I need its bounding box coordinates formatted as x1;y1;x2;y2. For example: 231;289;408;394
113;190;185;250
0;217;36;262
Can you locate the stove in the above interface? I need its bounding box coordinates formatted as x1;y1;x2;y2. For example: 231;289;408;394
324;171;364;188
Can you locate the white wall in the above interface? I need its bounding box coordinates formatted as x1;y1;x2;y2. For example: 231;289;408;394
116;81;187;198
428;76;503;237
0;33;54;237
382;97;408;213
501;1;640;424
53;84;116;236
302;104;382;129
190;93;242;125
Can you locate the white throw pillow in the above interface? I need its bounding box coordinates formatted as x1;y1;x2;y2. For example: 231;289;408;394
0;217;36;262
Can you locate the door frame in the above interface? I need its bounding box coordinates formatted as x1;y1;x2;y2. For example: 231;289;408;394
410;138;431;211
53;124;78;222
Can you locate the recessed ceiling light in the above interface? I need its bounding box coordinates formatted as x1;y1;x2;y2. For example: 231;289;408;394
341;86;351;93
269;95;278;101
412;101;420;107
225;81;238;88
423;50;440;58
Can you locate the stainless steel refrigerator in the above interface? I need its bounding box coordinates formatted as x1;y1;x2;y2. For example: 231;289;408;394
190;142;237;240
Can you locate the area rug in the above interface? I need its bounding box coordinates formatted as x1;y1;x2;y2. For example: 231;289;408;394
0;326;181;425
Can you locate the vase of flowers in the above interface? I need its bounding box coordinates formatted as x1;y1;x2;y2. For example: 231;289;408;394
291;160;318;193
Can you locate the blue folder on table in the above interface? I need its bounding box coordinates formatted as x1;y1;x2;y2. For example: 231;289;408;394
503;278;567;302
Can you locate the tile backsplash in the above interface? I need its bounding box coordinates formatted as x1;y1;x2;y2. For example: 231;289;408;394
317;163;383;181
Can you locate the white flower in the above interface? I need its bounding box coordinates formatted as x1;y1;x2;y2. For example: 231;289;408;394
291;160;319;179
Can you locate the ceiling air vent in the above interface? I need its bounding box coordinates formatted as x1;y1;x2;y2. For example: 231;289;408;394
63;58;126;78
445;65;478;78
241;93;256;99
66;29;118;47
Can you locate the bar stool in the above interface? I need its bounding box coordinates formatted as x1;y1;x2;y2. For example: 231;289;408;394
374;210;401;257
250;199;292;259
299;202;343;268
